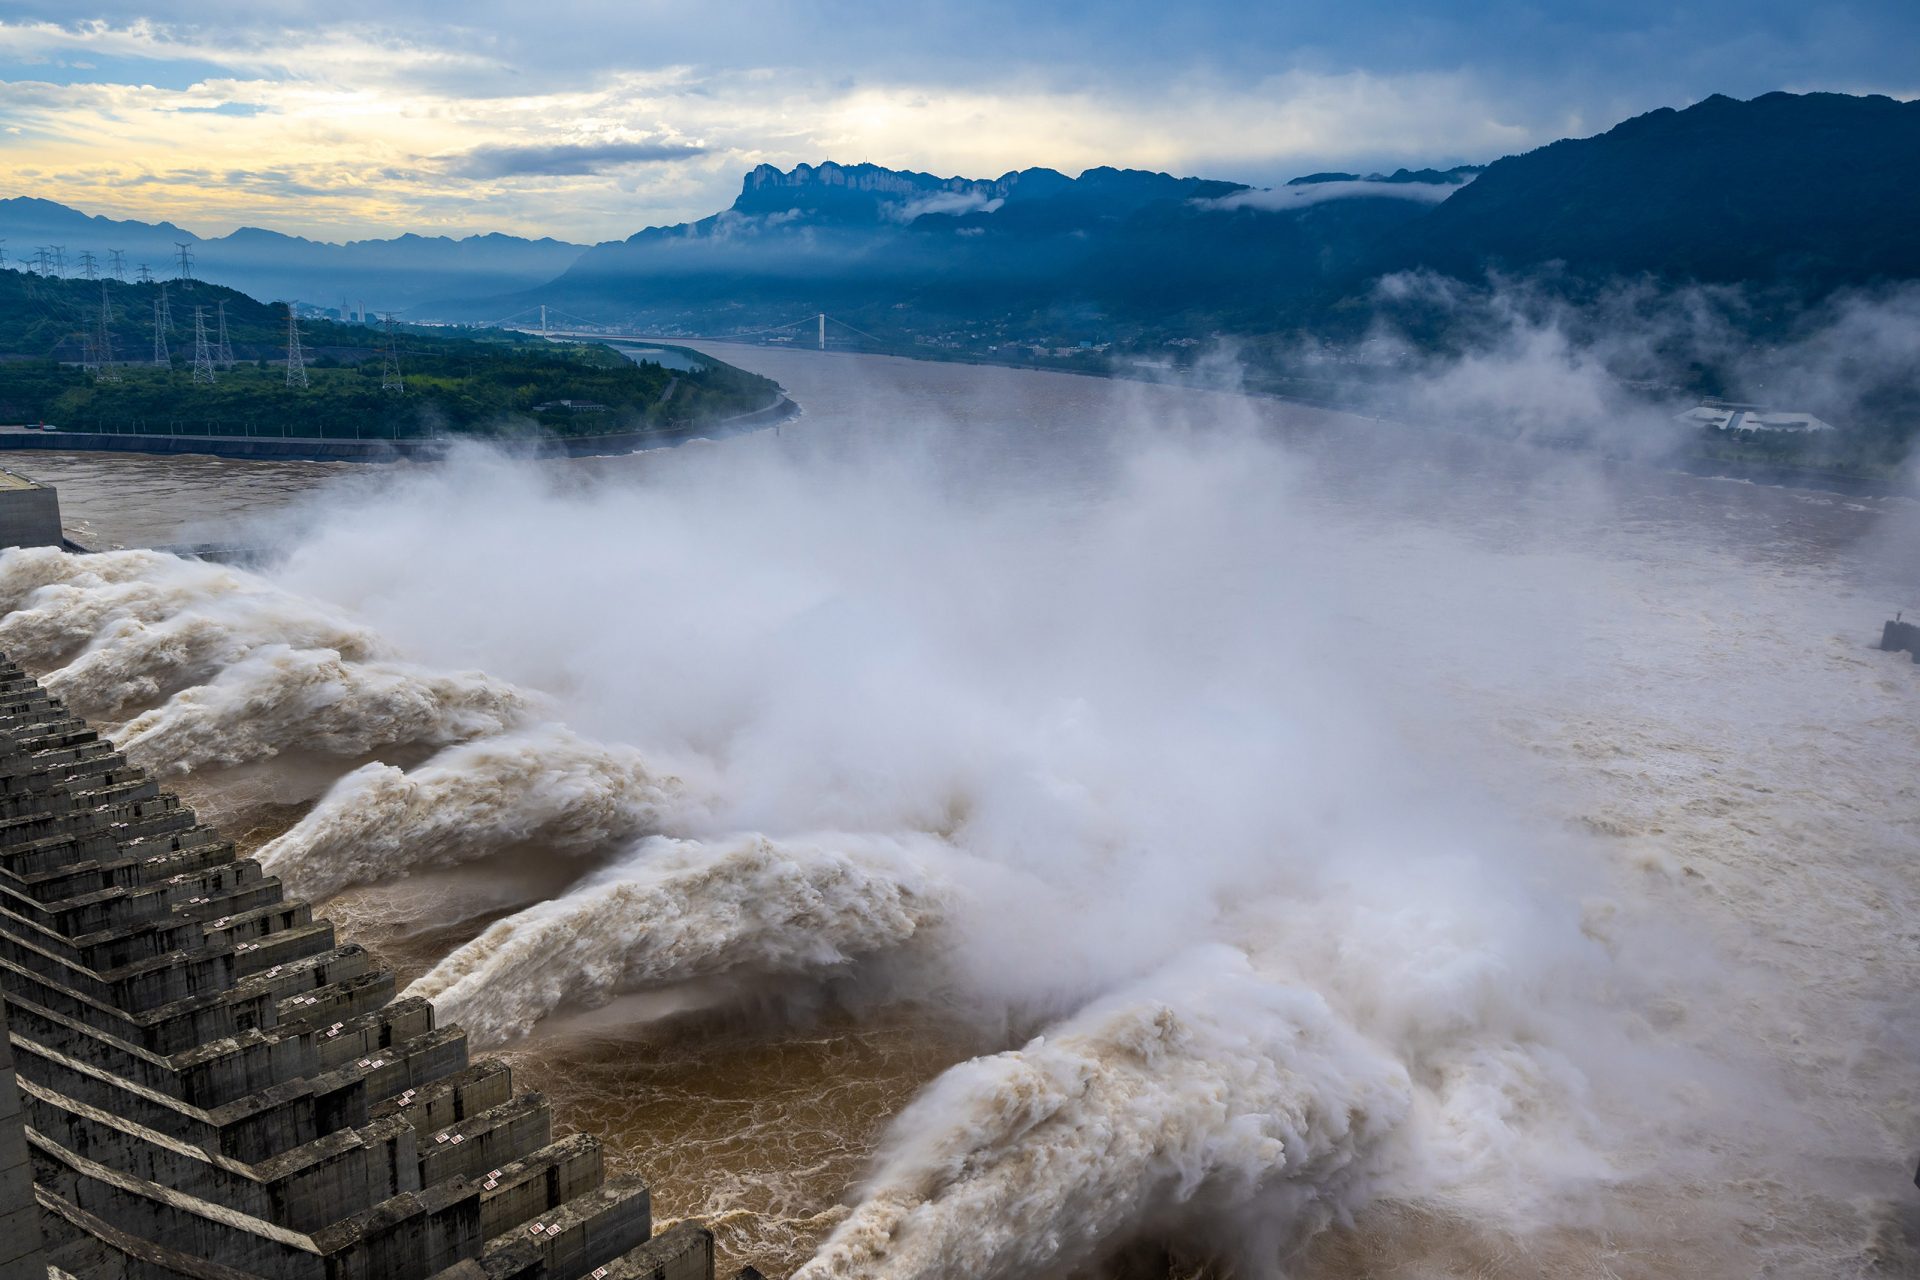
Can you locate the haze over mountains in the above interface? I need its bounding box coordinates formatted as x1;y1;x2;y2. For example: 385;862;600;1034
5;91;1918;343
0;197;587;313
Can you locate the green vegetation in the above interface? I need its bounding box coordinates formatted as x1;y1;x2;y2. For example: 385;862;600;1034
0;271;778;440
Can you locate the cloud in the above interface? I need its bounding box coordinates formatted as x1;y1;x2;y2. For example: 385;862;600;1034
442;138;707;179
171;101;268;116
1196;175;1472;212
0;7;1912;242
886;192;1004;222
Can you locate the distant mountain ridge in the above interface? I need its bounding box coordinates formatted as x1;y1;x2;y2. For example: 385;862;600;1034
1384;91;1920;288
0;196;591;312
8;91;1918;340
454;159;1463;329
511;92;1920;337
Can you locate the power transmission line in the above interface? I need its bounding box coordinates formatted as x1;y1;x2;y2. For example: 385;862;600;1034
285;307;309;388
78;251;98;280
215;299;234;367
136;263;154;284
190;306;216;384
156;281;173;332
49;246;65;277
108;249;127;283
174;241;194;287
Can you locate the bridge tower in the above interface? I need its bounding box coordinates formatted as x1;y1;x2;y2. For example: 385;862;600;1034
819;312;826;350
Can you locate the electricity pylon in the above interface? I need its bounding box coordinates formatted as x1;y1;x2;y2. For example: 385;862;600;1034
175;241;195;286
380;313;404;393
285;308;309;389
215;299;234;367
156;281;173;332
190;306;216;384
78;251;98;280
108;250;127;282
94;283;119;382
152;295;171;366
136;263;154;284
49;246;65;277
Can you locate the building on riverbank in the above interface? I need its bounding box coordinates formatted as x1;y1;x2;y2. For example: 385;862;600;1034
1679;401;1835;434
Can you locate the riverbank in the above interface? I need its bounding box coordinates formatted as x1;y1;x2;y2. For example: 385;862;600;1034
0;393;798;463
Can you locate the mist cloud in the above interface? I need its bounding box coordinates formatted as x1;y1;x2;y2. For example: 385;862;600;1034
1196;175;1469;211
444;138;707;178
6;331;1914;1275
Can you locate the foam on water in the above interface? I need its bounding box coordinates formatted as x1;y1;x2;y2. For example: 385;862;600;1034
259;724;693;902
796;949;1410;1280
406;832;953;1047
116;643;528;774
0;547;265;673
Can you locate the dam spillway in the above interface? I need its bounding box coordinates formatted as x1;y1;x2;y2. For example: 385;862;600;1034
0;653;717;1280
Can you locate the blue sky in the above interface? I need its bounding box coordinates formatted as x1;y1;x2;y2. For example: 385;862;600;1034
0;2;1913;240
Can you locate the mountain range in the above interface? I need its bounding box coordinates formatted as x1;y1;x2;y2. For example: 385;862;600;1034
5;91;1918;343
0;197;586;313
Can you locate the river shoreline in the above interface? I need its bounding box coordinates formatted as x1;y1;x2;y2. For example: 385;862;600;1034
0;393;799;464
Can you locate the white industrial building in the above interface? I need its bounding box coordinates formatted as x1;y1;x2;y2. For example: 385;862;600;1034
1679;402;1836;434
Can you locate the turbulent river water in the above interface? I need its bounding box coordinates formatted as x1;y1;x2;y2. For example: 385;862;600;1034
4;345;1918;1279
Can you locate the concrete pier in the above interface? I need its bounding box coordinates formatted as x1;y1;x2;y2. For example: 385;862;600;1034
1882;617;1920;663
0;474;62;550
0;654;715;1280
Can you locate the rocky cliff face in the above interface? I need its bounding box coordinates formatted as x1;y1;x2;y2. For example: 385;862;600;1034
744;161;1008;201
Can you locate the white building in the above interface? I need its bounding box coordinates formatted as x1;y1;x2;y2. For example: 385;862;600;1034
1679;402;1835;434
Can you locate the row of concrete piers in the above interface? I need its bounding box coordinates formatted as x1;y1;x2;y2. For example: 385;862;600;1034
0;653;717;1280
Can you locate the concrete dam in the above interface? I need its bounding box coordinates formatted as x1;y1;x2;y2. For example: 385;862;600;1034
0;653;722;1280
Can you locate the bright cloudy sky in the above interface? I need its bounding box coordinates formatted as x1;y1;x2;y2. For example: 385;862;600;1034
0;1;1914;243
